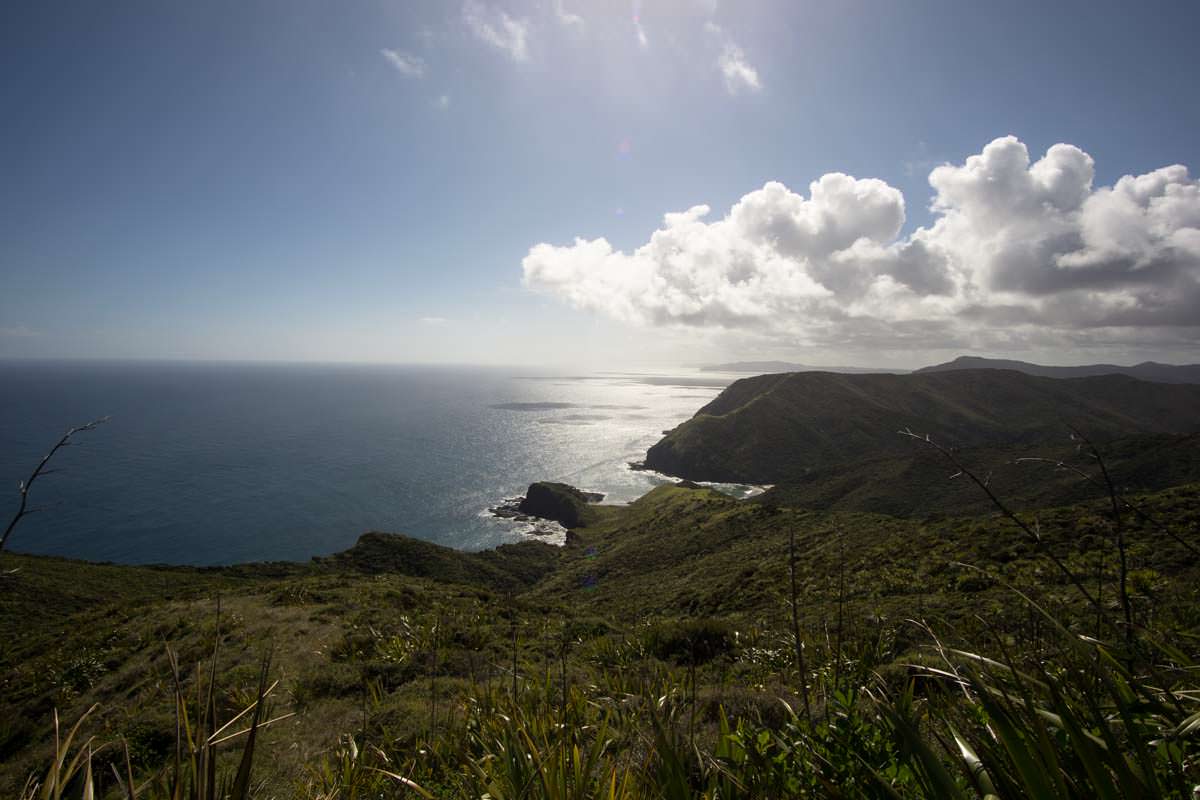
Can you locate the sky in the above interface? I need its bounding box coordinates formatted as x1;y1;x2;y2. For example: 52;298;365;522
2;0;1200;369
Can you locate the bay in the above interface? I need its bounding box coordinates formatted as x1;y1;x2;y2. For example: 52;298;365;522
0;360;738;565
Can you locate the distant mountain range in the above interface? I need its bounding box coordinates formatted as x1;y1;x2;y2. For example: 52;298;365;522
645;369;1200;485
700;355;1200;384
699;360;905;374
916;355;1200;384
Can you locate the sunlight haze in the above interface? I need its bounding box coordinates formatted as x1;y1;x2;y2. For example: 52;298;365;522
3;0;1199;368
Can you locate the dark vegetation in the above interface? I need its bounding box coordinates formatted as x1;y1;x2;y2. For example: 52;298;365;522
316;531;559;592
757;432;1200;517
3;369;1200;797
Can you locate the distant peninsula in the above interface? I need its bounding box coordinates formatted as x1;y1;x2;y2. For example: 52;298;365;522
644;369;1200;516
701;354;1200;384
915;354;1200;384
699;360;905;374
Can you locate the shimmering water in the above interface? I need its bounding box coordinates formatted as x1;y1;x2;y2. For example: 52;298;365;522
0;361;738;565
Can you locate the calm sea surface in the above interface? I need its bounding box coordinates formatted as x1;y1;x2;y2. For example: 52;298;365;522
0;361;739;565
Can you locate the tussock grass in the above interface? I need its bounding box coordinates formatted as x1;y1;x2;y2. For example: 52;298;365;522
6;452;1200;795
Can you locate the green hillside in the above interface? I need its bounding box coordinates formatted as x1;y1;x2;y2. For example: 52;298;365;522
644;369;1200;483
755;432;1200;517
3;476;1199;796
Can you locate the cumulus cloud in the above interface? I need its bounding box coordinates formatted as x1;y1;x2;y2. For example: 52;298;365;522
522;136;1200;351
463;1;531;62
380;49;426;78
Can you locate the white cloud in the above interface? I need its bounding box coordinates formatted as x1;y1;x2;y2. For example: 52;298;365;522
380;48;426;78
463;1;531;62
522;136;1200;351
634;18;649;49
553;0;584;29
0;324;38;338
705;21;761;94
419;316;450;325
434;94;451;110
717;42;761;94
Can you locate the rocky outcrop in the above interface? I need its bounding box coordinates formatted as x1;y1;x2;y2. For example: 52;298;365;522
516;482;603;528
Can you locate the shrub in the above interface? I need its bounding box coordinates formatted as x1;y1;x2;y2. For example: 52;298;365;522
644;618;735;665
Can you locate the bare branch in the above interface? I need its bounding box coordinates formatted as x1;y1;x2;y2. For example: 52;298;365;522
1064;426;1131;653
900;428;1104;616
788;528;813;727
1015;454;1200;560
2;417;110;554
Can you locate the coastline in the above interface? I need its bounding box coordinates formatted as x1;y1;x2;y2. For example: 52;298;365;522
0;363;734;564
0;470;769;572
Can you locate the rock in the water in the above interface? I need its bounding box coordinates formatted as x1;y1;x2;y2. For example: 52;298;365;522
517;482;603;528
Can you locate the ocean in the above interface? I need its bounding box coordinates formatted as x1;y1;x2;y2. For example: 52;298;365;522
0;360;743;565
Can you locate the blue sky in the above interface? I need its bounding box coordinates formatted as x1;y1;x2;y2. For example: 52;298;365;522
3;0;1199;367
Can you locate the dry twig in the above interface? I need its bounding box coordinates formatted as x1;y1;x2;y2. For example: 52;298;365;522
2;417;109;554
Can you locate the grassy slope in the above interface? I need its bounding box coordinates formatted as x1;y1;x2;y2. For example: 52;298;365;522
5;478;1199;793
756;432;1200;517
536;483;1200;630
316;532;561;591
0;528;564;790
0;554;548;792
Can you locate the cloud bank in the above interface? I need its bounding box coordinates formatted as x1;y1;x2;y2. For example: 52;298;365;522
522;136;1200;351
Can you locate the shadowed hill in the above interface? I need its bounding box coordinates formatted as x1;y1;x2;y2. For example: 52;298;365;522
315;532;559;591
916;355;1200;384
755;433;1200;518
644;369;1200;484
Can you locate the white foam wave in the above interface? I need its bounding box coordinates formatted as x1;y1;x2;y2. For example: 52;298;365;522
623;462;771;499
